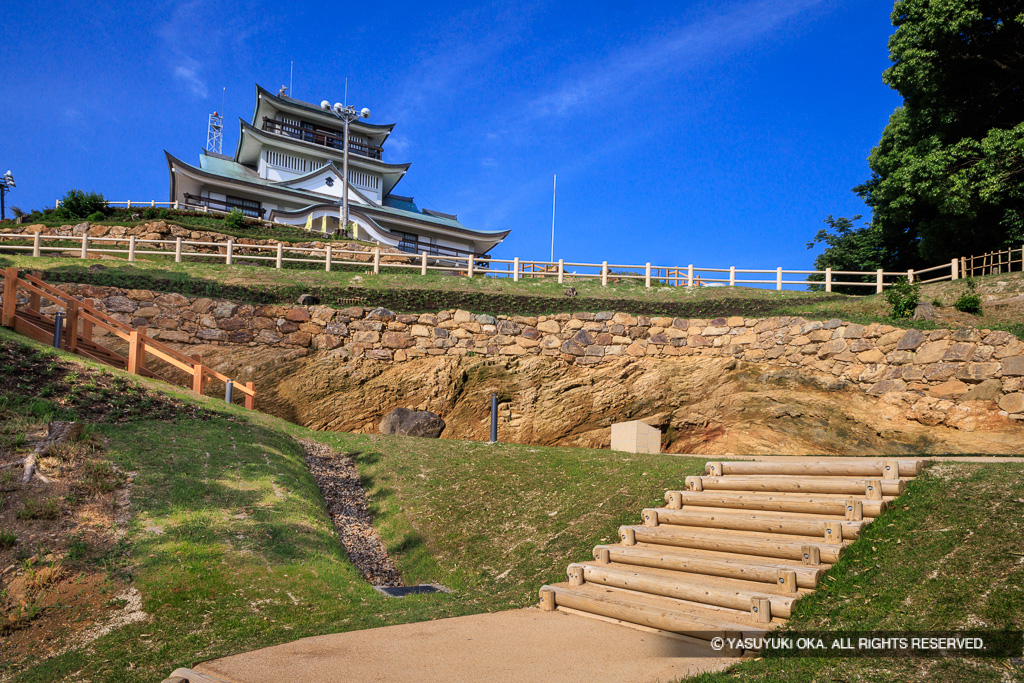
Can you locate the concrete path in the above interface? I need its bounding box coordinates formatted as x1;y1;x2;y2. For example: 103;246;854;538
194;608;734;683
692;454;1024;463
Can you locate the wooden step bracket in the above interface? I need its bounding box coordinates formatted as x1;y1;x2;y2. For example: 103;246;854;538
824;521;843;543
883;460;900;480
708;462;723;476
539;587;555;611
845;500;863;521
776;570;798;594
751;597;771;624
685;476;703;492
801;545;821;566
641;509;658;527
567;564;585;586
596;547;611;565
620;526;637;545
865;480;883;500
666;491;683;509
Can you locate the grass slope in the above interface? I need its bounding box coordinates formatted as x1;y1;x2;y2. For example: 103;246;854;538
0;329;704;681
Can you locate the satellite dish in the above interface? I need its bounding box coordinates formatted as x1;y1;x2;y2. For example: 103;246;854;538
320;100;331;110
333;102;344;112
360;108;371;119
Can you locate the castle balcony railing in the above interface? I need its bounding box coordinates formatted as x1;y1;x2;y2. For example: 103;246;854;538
397;238;488;264
261;117;384;160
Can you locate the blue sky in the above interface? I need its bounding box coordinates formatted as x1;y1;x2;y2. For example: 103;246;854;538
0;0;900;270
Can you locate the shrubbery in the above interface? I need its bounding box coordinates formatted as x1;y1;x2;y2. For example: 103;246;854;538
53;189;107;220
883;277;920;318
954;279;983;315
223;209;247;231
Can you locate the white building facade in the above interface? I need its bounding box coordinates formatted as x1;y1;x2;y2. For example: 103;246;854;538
166;84;509;258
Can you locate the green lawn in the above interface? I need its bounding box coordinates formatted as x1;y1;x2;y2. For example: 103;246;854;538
1;324;1022;682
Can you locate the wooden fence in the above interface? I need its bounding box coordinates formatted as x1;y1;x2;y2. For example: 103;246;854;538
0;232;966;293
959;246;1024;278
0;268;256;409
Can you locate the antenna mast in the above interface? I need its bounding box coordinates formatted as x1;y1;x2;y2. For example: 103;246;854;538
206;109;223;155
550;174;556;262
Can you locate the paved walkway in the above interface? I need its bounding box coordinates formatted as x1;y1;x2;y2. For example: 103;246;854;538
692;454;1024;463
193;609;733;683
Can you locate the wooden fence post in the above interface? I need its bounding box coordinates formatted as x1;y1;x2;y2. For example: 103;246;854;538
175;237;183;263
467;254;474;278
226;240;234;266
244;381;255;410
127;330;142;375
825;267;832;292
950;258;958;280
276;243;283;269
28;271;40;312
325;245;333;272
421;251;428;276
32;232;41;257
81;233;89;259
601;261;608;287
2;267;18;327
191;356;204;394
776;267;782;291
907;268;914;283
876;269;883;293
128;235;137;262
373;248;381;274
645;262;651;288
729;266;735;287
688;264;694;287
66;300;79;352
557;259;564;284
513;257;519;282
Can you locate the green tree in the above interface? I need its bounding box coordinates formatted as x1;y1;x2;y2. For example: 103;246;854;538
858;2;1024;268
806;215;887;293
54;189;107;220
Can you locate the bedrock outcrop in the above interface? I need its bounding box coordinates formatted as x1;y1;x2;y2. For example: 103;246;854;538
187;347;1024;455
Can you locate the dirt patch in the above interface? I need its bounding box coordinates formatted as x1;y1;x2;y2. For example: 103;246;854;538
0;337;206;424
299;439;401;586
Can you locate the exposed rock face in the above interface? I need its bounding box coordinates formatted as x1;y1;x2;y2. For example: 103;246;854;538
187;347;1024;455
379;408;446;438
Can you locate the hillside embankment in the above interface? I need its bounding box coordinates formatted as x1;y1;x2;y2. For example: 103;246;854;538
14;281;1022;454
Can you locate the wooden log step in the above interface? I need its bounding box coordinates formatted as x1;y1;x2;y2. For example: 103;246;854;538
648;508;865;540
592;544;824;588
704;459;924;478
570;563;800;617
539;584;770;640
623;525;845;563
687;476;905;497
663;490;887;517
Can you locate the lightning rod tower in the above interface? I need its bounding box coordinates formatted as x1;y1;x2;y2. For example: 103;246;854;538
206;110;224;155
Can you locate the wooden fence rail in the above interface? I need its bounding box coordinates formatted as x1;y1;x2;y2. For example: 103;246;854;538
0;233;965;293
959;246;1024;279
0;268;256;409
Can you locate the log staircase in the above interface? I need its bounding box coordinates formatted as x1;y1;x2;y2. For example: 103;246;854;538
539;458;927;651
0;268;257;408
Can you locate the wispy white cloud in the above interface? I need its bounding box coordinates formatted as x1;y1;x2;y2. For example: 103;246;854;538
173;62;208;98
529;0;830;119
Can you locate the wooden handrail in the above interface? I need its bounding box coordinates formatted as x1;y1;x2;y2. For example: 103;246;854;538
2;269;257;409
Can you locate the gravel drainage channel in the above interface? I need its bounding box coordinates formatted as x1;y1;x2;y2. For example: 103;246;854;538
299;439;404;587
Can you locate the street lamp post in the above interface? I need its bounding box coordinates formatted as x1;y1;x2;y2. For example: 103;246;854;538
0;171;15;221
320;100;370;237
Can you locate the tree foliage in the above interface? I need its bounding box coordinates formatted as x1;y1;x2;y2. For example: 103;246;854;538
806;215;886;293
857;2;1024;268
53;189;107;220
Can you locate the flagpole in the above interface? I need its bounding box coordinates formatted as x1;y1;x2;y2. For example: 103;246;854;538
550;174;556;263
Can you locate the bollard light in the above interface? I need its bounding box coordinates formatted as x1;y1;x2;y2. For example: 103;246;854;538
225;379;233;404
489;393;498;444
53;312;64;349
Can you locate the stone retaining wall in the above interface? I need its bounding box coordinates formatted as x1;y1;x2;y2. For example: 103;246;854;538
25;283;1024;418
